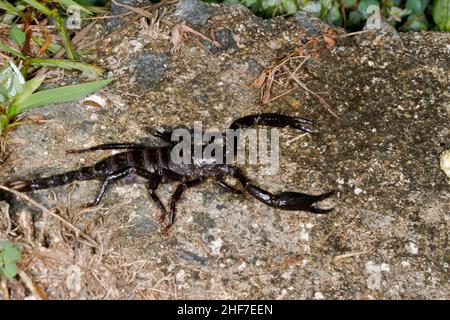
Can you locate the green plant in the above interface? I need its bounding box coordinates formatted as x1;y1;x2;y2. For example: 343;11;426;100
0;0;105;75
432;0;450;31
0;1;114;146
0;61;113;137
218;0;450;31
0;240;22;280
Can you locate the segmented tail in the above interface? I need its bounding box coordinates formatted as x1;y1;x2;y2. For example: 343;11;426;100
8;167;99;192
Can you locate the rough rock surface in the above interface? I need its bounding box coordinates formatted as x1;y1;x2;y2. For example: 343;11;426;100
1;2;449;299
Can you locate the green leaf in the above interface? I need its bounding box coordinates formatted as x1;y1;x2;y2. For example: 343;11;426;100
28;58;103;76
2;263;18;279
357;0;381;19
390;6;413;18
2;246;22;262
405;0;429;13
0;114;9;136
9;25;62;54
55;16;77;60
8;25;24;46
11;78;114;115
0;0;22;16
56;0;93;15
0;241;22;279
327;5;342;26
432;0;450;31
13;75;45;106
75;0;108;5
0;61;25;101
282;0;298;13
21;0;55;16
341;0;357;8
400;13;430;30
0;85;8;103
0;43;28;60
302;2;322;15
348;10;362;26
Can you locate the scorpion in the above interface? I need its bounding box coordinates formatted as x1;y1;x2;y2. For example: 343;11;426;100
7;113;335;228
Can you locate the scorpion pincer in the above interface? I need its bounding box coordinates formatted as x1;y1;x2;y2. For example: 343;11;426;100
7;113;335;228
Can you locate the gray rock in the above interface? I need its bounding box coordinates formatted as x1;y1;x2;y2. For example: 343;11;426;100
106;0;151;31
133;51;171;89
3;2;449;300
174;0;213;25
204;28;237;53
292;11;328;37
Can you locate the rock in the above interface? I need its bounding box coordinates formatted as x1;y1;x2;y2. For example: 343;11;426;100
106;0;151;31
2;2;449;299
174;0;214;26
132;51;171;89
292;11;337;38
204;28;237;53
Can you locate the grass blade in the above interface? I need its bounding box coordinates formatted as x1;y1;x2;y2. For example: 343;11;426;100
55;0;93;15
12;78;114;115
0;43;28;60
9;25;62;54
0;0;22;16
55;16;76;60
21;0;54;16
28;58;104;76
13;75;46;106
0;114;9;136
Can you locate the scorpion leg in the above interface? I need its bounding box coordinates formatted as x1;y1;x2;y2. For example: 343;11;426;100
148;129;173;144
66;143;147;154
84;167;137;208
137;170;168;223
219;165;334;214
166;180;202;226
216;179;242;194
229;113;316;133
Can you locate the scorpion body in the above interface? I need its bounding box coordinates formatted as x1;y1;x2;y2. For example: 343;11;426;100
8;113;334;226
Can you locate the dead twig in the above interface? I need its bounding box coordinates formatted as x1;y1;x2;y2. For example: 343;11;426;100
334;250;370;263
18;270;45;300
0;201;12;235
0;277;9;300
281;64;340;118
34;20;98;78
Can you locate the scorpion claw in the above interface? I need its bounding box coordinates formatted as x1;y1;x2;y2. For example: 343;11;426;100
245;183;335;214
274;190;335;213
229;113;317;134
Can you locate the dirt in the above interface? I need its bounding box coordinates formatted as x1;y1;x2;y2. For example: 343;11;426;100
0;1;449;299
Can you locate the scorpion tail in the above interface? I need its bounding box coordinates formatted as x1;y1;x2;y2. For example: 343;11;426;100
8;167;99;192
245;183;335;214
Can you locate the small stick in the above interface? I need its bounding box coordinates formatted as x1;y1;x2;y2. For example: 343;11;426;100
0;185;98;247
281;64;340;119
262;86;297;104
334;250;369;263
18;270;43;300
336;29;376;38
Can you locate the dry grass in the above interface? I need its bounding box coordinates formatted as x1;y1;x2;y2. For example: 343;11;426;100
251;37;340;118
0;186;177;300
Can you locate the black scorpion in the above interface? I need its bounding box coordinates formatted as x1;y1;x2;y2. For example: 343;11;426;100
8;113;334;227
